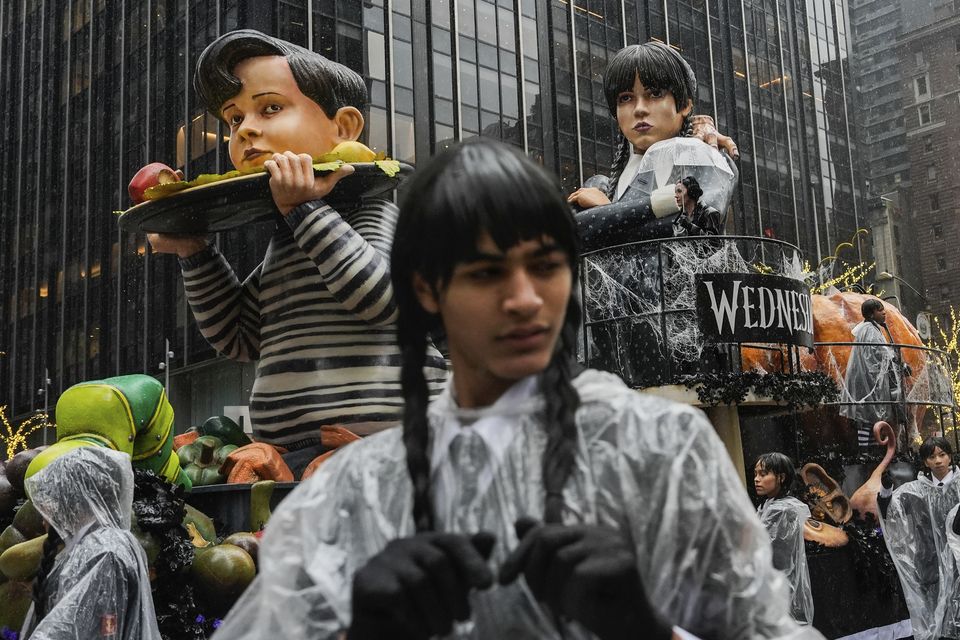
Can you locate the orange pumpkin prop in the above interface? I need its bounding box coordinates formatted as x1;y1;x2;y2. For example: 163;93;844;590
741;292;926;432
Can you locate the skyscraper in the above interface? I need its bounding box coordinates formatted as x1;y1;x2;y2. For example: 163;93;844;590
0;0;864;425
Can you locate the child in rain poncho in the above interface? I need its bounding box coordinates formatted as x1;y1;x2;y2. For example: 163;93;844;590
20;447;160;640
878;436;960;640
754;453;814;626
212;139;822;640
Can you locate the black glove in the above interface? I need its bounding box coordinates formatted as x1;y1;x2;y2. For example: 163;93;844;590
499;518;671;640
678;215;692;230
881;470;894;491
348;532;495;640
954;508;960;536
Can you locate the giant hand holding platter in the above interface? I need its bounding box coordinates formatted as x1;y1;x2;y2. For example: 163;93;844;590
118;143;409;233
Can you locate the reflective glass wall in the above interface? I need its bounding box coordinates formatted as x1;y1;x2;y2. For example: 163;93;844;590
0;0;864;421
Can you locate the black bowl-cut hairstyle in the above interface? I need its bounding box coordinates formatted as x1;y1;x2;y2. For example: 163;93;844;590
861;298;884;322
392;138;582;532
194;29;368;121
755;452;800;499
679;176;704;201
919;436;954;460
603;42;697;116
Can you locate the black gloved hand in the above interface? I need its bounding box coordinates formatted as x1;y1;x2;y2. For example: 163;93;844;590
499;518;671;640
348;532;496;640
880;470;894;491
678;215;692;230
954;508;960;536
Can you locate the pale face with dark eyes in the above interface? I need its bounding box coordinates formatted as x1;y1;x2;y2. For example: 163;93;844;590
220;55;346;171
615;74;692;153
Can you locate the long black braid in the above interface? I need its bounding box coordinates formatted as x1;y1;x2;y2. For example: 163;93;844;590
604;134;633;202
540;298;583;523
399;330;437;533
393;138;584;531
31;527;63;621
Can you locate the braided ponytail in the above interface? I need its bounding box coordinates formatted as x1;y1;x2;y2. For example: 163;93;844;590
679;113;694;138
31;527;63;621
540;297;583;524
605;134;632;201
400;332;436;533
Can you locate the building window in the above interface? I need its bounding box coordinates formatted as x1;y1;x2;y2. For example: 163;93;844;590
916;51;924;66
938;254;948;271
924;135;934;152
918;103;931;125
934;223;943;238
928;164;938;181
941;285;951;302
915;75;929;99
931;193;940;210
894;225;901;246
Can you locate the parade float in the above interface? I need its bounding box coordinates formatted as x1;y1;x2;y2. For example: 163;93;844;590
2;32;956;640
579;224;956;636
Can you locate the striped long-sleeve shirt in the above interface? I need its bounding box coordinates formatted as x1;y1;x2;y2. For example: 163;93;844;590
179;198;447;449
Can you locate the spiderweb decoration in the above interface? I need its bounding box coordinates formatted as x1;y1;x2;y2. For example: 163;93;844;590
905;355;953;406
582;237;806;378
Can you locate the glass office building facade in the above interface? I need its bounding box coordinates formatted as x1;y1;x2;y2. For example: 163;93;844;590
0;0;864;422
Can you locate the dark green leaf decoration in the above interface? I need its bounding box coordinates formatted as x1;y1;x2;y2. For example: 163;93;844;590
680;371;840;409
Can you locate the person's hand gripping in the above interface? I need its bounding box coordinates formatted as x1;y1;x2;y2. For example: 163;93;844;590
347;532;496;640
499;517;672;640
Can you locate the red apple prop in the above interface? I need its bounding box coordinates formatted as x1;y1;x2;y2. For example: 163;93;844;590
128;163;182;204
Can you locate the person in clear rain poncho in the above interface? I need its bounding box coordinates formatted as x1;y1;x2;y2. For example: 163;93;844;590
212;139;822;640
878;436;960;640
753;453;814;626
840;299;907;449
20;447;160;640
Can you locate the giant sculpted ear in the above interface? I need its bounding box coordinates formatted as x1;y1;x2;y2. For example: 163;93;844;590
412;273;440;315
334;106;365;142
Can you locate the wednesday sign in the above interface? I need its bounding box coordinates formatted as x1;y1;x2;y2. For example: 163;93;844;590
695;273;814;348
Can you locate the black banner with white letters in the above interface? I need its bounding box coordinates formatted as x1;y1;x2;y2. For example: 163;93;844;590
695;273;814;348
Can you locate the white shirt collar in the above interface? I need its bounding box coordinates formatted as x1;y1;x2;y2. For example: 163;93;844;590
933;467;956;487
615;147;643;201
429;374;540;474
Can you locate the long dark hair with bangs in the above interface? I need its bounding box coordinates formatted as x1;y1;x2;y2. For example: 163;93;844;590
603;42;697;200
194;29;367;121
392;138;582;532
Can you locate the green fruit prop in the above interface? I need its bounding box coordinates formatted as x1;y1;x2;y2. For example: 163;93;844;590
199;416;251;447
250;480;275;532
180;437;231;486
0;526;26;556
0;580;32;630
11;500;44;539
191;543;256;613
222;532;259;568
0;533;46;580
0;500;45;557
